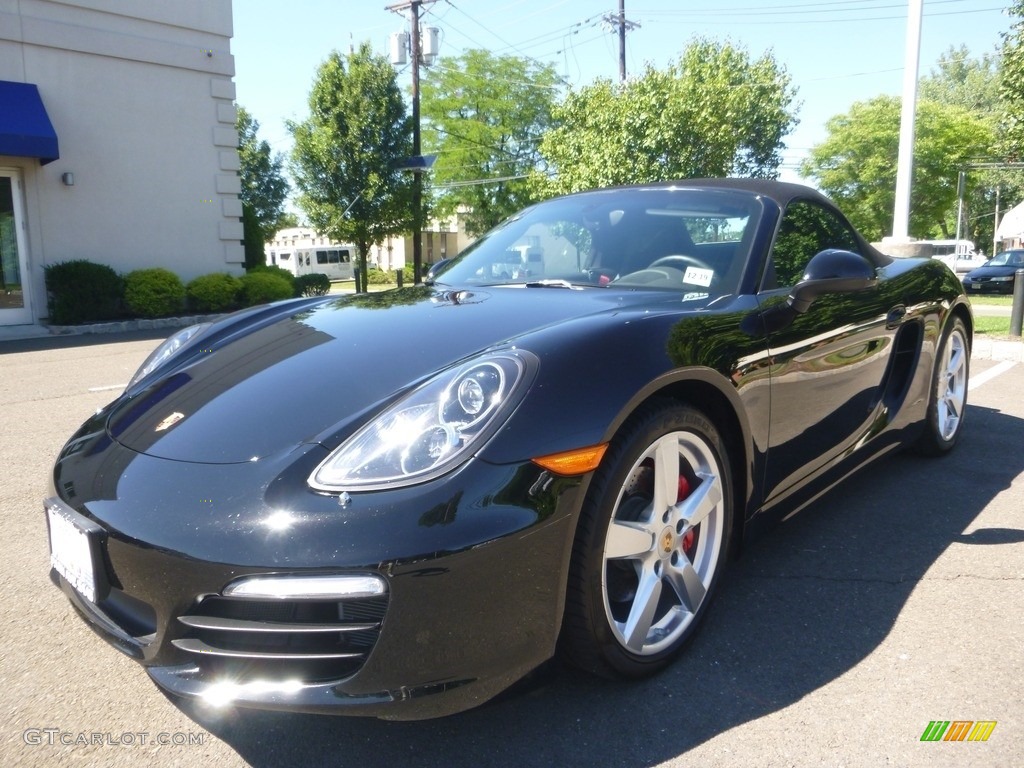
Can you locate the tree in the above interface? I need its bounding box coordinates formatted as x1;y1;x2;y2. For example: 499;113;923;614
532;39;798;198
237;105;290;239
801;96;993;241
276;211;301;230
921;45;1000;118
241;204;264;271
922;46;1013;251
421;50;560;235
1001;1;1024;160
289;43;414;290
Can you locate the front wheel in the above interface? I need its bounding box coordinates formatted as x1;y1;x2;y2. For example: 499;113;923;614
915;316;969;456
560;402;733;678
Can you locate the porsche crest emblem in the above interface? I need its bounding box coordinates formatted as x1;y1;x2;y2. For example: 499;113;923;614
155;412;185;432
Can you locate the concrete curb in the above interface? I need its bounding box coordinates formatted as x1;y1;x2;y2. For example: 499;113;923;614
971;337;1024;362
0;315;222;342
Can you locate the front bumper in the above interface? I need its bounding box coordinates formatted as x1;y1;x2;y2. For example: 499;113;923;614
963;280;1015;294
47;436;584;719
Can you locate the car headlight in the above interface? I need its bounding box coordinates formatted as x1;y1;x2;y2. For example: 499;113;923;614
990;276;1014;282
309;350;537;492
127;323;211;389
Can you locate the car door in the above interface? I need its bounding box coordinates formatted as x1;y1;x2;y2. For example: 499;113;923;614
757;198;900;504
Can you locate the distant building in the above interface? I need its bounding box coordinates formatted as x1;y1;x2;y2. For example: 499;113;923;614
996;201;1024;250
0;1;241;328
372;210;474;273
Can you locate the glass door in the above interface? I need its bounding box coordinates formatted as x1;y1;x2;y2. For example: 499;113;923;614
1;170;32;325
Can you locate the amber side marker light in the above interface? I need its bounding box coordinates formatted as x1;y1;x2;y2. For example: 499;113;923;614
532;444;608;475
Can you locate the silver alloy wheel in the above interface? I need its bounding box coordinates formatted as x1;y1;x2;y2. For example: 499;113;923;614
601;429;726;656
937;325;968;441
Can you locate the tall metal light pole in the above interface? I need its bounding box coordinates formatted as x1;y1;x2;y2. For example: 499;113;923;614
891;0;923;240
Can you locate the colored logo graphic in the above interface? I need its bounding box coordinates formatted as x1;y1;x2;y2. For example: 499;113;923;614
920;721;997;742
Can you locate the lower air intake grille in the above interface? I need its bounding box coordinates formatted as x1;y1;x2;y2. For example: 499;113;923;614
172;593;387;682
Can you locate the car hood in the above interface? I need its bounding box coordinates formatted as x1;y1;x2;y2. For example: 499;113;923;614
106;285;682;463
966;265;1018;278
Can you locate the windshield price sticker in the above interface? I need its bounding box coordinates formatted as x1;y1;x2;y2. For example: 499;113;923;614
47;503;97;603
683;267;714;287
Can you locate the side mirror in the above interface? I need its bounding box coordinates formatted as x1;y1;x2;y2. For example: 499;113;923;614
424;258;452;284
788;249;878;313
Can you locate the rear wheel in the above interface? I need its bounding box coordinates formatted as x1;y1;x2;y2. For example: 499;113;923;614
915;316;969;455
560;402;732;678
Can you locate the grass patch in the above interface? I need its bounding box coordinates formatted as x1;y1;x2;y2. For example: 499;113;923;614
968;295;1014;307
974;316;1015;336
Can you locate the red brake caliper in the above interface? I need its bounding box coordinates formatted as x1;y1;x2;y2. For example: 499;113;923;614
678;475;696;554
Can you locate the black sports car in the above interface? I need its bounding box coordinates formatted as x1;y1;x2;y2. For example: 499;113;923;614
46;179;972;720
961;249;1024;294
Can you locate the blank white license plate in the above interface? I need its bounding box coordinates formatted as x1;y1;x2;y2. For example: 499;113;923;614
47;502;98;603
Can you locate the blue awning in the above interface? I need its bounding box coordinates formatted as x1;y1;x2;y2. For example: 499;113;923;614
0;80;59;165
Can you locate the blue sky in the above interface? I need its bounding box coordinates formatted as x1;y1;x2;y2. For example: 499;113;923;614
232;0;1009;184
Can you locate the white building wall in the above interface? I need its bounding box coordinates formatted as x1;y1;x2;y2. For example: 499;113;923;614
0;0;240;323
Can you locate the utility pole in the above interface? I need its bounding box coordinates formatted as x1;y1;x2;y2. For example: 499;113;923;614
891;0;923;240
387;0;439;283
602;0;639;82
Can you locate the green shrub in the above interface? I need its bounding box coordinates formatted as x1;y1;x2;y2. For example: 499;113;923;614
239;272;294;305
44;260;123;324
249;264;298;297
186;273;242;313
123;268;186;318
295;273;331;297
365;265;415;285
365;266;391;285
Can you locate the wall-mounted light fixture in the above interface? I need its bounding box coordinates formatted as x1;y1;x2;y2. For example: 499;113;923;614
61;172;74;186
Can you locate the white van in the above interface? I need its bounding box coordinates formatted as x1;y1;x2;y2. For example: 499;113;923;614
921;239;986;273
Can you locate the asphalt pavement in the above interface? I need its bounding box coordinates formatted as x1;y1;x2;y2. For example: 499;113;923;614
0;330;1021;768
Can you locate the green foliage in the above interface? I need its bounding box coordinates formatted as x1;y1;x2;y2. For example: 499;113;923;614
533;38;797;198
421;50;561;235
186;273;242;313
295;272;331;296
123;268;186;318
289;43;414;291
237;105;291;233
276;211;301;230
44;259;123;324
801;96;995;240
1001;1;1024;160
242;203;266;271
365;266;393;285
921;45;1001;120
365;265;415;285
249;264;298;296
921;46;1009;249
239;272;295;305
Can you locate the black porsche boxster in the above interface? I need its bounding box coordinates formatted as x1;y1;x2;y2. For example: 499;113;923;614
46;179;971;720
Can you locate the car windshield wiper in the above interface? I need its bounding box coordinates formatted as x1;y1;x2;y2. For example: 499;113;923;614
523;279;580;290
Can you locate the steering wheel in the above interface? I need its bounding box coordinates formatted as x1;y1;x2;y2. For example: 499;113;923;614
649;254;713;272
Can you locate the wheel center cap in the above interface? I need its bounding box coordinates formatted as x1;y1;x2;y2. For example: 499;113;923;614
659;527;675;555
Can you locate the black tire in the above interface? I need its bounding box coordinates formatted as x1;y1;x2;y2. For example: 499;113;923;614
560;401;733;679
915;316;969;456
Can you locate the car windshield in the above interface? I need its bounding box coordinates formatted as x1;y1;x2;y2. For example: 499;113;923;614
988;251;1024;267
432;187;763;296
